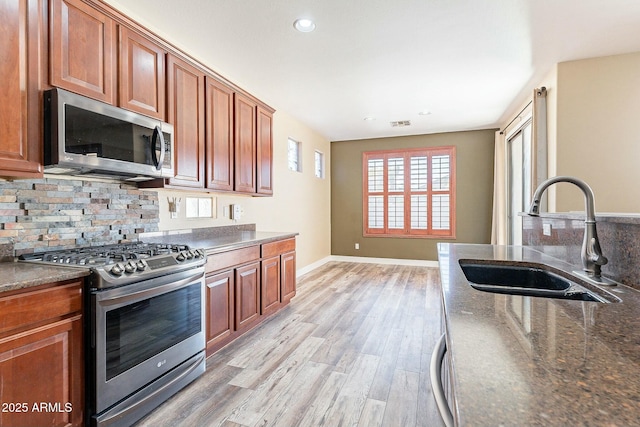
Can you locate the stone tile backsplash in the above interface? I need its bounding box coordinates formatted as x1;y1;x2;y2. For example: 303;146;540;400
0;177;159;257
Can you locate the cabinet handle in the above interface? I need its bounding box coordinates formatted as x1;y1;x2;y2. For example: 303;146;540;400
430;333;455;427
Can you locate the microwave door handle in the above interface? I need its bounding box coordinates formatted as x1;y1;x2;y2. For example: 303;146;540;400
152;125;165;171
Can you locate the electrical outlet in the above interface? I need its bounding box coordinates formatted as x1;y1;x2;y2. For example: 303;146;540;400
230;204;243;220
355;243;360;250
543;223;552;236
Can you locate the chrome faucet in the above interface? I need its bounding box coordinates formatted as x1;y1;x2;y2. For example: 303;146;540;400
528;176;608;278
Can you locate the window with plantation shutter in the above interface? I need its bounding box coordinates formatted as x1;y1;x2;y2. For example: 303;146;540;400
363;146;456;238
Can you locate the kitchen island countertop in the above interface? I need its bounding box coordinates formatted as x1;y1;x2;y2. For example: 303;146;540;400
438;243;640;426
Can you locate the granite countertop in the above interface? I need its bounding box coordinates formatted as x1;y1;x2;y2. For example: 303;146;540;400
0;262;90;294
1;229;297;294
438;243;640;426
140;230;298;254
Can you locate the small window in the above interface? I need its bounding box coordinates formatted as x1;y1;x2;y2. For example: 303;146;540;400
314;150;325;179
288;138;302;172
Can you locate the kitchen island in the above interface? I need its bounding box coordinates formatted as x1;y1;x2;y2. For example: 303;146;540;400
437;243;640;426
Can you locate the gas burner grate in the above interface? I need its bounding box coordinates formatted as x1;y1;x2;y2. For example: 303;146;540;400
25;242;193;266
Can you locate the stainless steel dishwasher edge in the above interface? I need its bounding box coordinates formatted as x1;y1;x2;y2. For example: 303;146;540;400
430;333;455;427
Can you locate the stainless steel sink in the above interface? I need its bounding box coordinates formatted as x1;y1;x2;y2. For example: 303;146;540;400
458;260;616;303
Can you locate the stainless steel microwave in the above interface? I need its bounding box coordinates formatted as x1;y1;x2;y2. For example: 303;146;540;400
44;88;174;181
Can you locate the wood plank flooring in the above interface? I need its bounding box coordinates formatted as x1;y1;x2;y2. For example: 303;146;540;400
136;261;446;427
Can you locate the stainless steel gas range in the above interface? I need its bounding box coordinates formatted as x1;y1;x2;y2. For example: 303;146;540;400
21;242;208;427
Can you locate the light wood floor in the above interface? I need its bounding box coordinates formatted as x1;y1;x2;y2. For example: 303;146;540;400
136;261;445;427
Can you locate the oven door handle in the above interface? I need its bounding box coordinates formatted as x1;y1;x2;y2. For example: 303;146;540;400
97;271;204;307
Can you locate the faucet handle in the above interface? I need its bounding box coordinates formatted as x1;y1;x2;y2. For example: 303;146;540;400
588;237;608;266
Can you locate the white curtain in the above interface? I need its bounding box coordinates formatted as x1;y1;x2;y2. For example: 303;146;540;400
532;87;548;189
490;130;507;245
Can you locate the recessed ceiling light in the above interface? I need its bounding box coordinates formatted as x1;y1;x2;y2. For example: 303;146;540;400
293;18;316;33
418;110;432;116
363;117;376;121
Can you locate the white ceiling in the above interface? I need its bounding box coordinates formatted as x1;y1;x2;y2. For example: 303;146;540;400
106;0;640;141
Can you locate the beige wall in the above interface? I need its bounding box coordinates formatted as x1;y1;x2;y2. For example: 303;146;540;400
501;52;640;214
101;0;332;270
554;52;640;213
156;111;332;271
331;130;496;261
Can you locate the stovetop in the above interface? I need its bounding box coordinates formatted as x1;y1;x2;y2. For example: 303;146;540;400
20;242;206;289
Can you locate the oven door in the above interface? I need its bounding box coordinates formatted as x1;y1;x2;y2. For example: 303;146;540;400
90;267;205;415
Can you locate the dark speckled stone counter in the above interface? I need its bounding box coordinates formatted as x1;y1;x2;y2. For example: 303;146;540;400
0;261;90;293
1;226;296;295
140;229;298;254
438;243;640;426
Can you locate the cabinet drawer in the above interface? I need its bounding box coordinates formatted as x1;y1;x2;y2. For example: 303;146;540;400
261;238;295;258
0;280;83;335
206;246;260;273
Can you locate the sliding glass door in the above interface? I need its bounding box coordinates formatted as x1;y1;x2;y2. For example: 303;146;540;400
507;120;532;245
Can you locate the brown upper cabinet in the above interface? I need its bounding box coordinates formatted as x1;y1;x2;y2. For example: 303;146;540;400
50;0;116;104
0;0;46;178
118;27;166;120
167;54;205;188
205;77;235;191
234;93;257;194
2;0;275;190
257;106;274;195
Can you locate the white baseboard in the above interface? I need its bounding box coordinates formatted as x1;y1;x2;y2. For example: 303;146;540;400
297;255;438;277
296;256;333;277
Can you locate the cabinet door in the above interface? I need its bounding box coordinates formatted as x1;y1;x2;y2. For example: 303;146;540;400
50;0;116;104
261;255;281;315
119;26;166;120
0;0;44;177
281;251;297;302
256;106;274;195
206;270;234;350
0;315;83;427
205;77;234;191
235;262;260;330
167;54;205;187
234;93;257;193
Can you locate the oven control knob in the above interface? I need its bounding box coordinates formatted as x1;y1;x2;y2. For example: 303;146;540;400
124;261;136;274
176;252;186;262
186;250;194;259
110;263;124;276
136;260;146;271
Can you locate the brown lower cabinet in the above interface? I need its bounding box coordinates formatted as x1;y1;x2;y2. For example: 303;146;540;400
235;262;261;330
205;238;296;356
206;270;234;349
261;255;281;316
0;280;84;427
281;250;297;302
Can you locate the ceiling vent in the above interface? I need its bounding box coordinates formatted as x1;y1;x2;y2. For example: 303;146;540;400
390;120;411;127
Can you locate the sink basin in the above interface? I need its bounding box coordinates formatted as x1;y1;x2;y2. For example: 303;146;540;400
458;260;613;303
